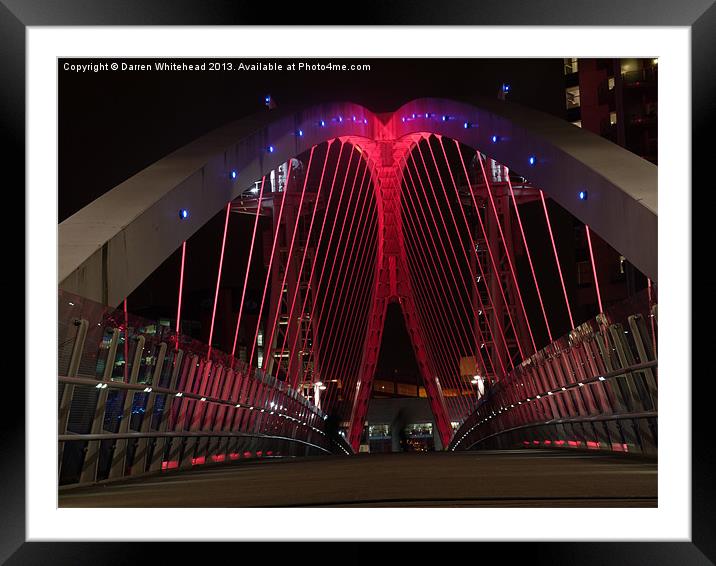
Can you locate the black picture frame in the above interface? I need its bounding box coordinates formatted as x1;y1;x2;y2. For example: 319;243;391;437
6;1;712;563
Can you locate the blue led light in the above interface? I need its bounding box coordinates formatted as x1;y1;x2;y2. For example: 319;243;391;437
402;117;406;123
264;95;271;105
464;121;470;129
352;115;357;122
296;129;304;137
363;118;368;124
231;170;237;179
319;119;326;127
179;209;189;220
412;113;416;119
267;145;275;153
337;116;343;123
502;83;511;93
491;135;499;143
425;112;430;118
528;155;536;166
579;190;588;200
442;115;448;122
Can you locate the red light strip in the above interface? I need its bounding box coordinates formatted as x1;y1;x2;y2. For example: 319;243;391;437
476;151;537;354
585;225;604;314
229;176;267;361
504;170;553;343
539;190;575;329
261;147;317;377
274;140;335;379
207;202;233;359
247;162;293;369
175;240;187;345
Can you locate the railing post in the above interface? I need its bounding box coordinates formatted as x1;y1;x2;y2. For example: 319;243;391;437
148;349;183;473
107;335;145;480
58;318;88;475
132;341;167;474
79;328;119;485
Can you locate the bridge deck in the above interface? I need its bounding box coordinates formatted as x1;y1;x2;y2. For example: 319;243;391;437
58;450;657;507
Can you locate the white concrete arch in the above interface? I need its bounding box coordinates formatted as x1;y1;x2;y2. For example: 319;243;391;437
59;97;656;306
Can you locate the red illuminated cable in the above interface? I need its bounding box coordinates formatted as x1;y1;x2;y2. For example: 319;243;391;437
504;168;553;343
207;202;233;360
274;140;336;379
407;145;512;373
320;170;379;410
400;159;479;412
324;224;378;411
228;177;266;365
175;240;187;348
429;138;497;382
318;193;378;400
298;149;364;361
261;147;318;378
309;162;373;366
584;225;603;314
287;144;356;381
321;205;378;413
302;155;367;410
400;188;476;414
402;232;472;415
475;151;537;354
539;190;575;329
400;163;476;407
436;138;511;376
310;161;376;381
247;162;293;370
435;138;499;361
454;147;521;370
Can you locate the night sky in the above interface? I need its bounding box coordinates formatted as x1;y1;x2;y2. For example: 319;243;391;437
59;57;573;383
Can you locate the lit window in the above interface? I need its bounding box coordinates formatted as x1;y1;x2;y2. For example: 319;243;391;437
572;120;582;128
608;77;615;90
257;329;263;347
610;111;617;125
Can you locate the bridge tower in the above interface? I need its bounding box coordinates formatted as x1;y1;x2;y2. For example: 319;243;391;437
347;136;453;451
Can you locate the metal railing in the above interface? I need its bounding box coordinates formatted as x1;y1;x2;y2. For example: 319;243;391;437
449;290;658;455
58;290;351;488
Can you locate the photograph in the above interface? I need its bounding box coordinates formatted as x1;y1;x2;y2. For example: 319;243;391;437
56;56;659;509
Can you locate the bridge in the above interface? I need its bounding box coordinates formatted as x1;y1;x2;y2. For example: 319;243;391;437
57;97;657;506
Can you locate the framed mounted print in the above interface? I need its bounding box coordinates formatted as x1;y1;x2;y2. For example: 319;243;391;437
5;0;713;563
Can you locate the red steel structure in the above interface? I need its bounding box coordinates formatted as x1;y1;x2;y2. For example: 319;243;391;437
161;124;621;453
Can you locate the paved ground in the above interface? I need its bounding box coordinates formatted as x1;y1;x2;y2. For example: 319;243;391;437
58;449;657;507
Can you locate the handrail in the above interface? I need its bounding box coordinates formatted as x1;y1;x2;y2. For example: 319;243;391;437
451;360;657;450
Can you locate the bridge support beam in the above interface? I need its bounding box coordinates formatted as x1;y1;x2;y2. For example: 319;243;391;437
347;138;452;451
